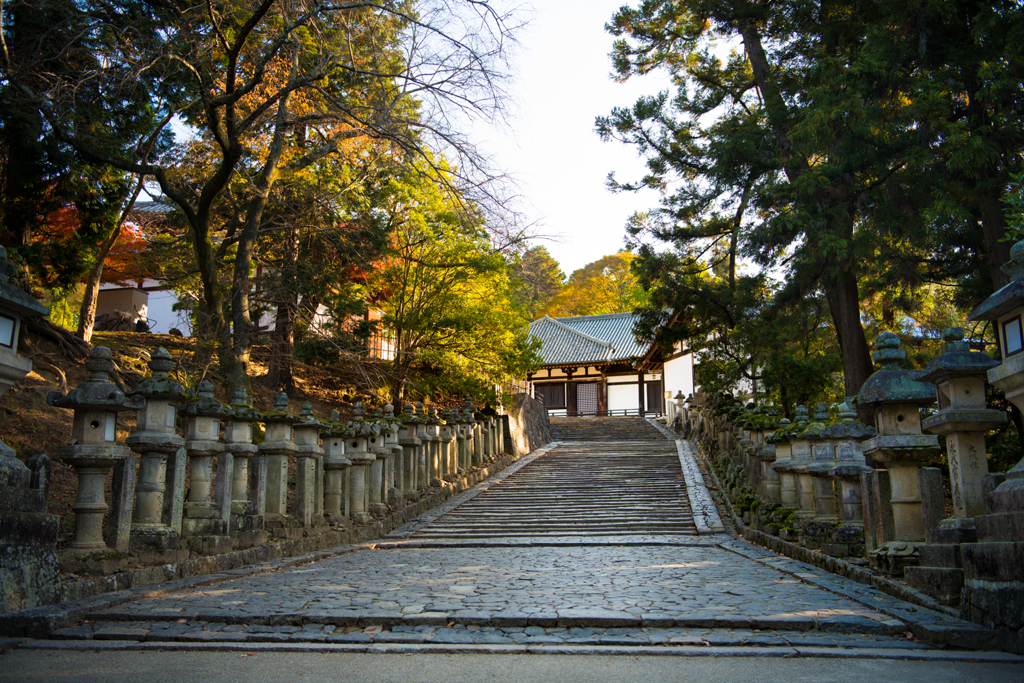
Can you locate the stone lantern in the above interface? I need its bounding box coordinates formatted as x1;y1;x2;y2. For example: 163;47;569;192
463;395;479;466
125;348;188;562
825;398;875;559
259;392;300;535
914;327;1005;519
322;409;352;525
179;380;232;553
223;390;265;545
346;402;377;523
366;406;390;515
48;347;145;572
382;404;405;507
770;417;798;511
786;406;818;521
427;407;444;487
440;408;459;482
415;402;430;490
856;332;940;576
294;402;327;528
399;402;422;499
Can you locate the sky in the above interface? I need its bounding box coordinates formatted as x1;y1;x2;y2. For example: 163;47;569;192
471;1;673;276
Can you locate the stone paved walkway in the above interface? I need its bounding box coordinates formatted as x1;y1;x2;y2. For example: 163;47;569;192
28;429;1016;657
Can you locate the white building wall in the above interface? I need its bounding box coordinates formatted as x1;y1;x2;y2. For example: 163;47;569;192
663;352;695;400
607;383;638;412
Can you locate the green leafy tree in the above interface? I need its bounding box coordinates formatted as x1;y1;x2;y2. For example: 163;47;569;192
510;245;564;321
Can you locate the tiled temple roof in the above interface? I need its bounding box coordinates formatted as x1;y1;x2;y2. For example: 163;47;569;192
528;312;648;367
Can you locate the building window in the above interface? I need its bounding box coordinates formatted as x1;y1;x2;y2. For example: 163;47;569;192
1004;316;1023;357
536;383;566;408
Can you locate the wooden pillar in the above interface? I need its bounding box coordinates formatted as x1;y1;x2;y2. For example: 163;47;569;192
637;370;645;416
565;368;576;416
598;379;607;416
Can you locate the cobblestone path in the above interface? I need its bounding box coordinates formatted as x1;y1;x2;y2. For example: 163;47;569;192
32;425;1017;659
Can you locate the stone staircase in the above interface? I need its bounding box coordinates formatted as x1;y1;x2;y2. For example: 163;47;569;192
549;416;668;441
406;440;696;538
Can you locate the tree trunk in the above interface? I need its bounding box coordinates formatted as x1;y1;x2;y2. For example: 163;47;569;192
824;268;875;398
266;226;299;393
978;188;1013;291
76;175;145;342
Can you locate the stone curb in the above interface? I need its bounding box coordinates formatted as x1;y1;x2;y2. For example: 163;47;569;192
73;611;903;634
12;639;1024;661
0;446;543;639
688;439;1003;652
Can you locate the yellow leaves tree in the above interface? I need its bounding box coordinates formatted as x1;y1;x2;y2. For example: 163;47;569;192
542;252;649;318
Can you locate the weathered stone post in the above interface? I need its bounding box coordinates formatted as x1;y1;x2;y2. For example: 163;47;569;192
455;407;469;474
786;406;818;521
825;399;875;559
124;348;189;562
415;402;430;491
399;403;421;499
259;392;301;538
427;407;444;487
294;403;327;528
322;410;352;525
856;332;940;576
770;417;799;509
440;408;458;481
465;396;480;466
807;403;841;526
383;404;404;508
223;391;266;546
48;347;145;572
179;381;232;554
1;247;60;610
366;406;390;515
346;402;376;523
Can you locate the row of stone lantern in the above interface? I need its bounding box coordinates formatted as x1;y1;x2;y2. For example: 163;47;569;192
689;325;1010;578
45;347;506;573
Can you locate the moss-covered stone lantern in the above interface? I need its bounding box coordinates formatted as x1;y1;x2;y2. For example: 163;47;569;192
855;332;940;575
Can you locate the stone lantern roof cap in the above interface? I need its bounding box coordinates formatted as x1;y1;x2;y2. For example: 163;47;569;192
969;240;1024;321
260;391;297;423
47;346;145;412
294;402;328;431
179;379;231;418
0;245;49;319
822;398;874;439
127;347;189;402
855;333;936;407
226;389;260;422
912;327;1000;383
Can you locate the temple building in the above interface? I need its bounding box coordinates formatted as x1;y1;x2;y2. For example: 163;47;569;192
526;312;694;416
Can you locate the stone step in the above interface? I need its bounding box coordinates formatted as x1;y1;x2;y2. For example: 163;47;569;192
406;437;697;538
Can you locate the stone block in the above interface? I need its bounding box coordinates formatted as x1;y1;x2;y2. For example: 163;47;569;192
975;511;1024;542
186;535;234;556
961;582;1024;632
919;543;963;568
58;548;126;575
905;566;964;605
961;541;1024;582
0;510;58;546
0;545;60;614
919;467;945;537
0;485;47;514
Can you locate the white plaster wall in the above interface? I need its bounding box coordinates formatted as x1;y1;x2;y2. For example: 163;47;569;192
607;383;641;412
663;353;694;400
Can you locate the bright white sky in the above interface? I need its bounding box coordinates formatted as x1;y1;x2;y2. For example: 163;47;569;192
472;1;672;277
